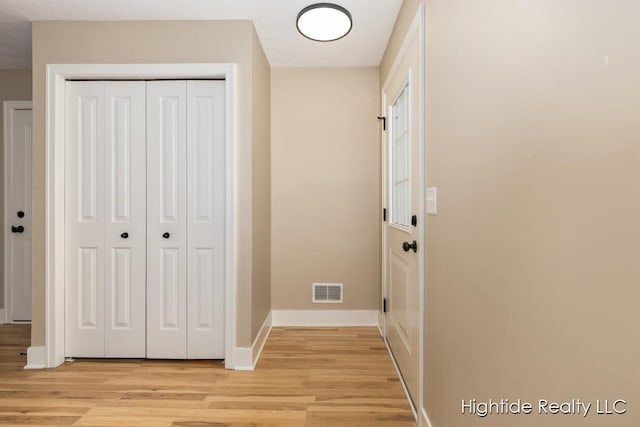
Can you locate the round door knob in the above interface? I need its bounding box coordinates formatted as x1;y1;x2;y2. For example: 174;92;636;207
120;232;129;239
402;240;418;253
17;211;25;218
162;232;170;239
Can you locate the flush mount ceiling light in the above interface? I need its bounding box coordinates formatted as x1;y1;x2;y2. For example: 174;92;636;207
296;3;353;42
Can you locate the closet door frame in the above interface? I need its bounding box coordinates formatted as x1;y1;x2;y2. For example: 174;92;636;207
42;64;237;370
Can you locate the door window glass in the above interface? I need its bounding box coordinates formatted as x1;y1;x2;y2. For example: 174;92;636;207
390;84;410;227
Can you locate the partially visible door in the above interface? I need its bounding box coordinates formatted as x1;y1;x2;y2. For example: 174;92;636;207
4;102;32;323
383;18;422;407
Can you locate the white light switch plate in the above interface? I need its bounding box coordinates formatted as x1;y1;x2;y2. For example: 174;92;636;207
426;187;437;215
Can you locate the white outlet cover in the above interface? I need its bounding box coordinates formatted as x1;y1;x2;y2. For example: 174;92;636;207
426;187;437;215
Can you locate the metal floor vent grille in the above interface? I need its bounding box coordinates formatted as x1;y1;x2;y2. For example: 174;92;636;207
312;283;343;303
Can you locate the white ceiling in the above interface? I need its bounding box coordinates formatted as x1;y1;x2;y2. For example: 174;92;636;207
0;0;403;69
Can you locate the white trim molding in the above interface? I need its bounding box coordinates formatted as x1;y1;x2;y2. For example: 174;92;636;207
377;310;384;337
384;334;417;420
24;346;46;370
271;310;378;327
232;347;253;371
44;63;238;369
421;408;435;427
252;311;272;367
233;312;272;371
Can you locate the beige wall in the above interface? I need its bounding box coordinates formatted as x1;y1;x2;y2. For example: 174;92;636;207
271;67;380;311
0;68;32;309
382;0;640;425
250;26;272;340
31;20;270;348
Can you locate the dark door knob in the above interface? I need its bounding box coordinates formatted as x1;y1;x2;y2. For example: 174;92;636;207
11;225;24;233
17;211;24;218
162;232;170;239
120;232;129;239
402;240;417;253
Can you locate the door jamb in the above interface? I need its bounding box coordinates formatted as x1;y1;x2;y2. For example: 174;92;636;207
43;64;238;368
3;100;33;325
380;4;426;424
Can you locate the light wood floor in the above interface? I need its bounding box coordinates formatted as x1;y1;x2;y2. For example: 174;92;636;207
0;324;416;426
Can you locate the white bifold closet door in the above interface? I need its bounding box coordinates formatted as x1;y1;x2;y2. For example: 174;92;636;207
146;81;226;359
65;81;147;358
65;79;225;359
186;81;225;359
146;81;187;358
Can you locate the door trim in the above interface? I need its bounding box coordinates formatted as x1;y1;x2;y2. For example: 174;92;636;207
3;100;32;325
44;63;238;368
380;4;425;422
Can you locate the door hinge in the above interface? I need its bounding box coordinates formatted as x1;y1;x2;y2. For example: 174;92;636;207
383;298;387;313
377;116;387;131
383;208;387;222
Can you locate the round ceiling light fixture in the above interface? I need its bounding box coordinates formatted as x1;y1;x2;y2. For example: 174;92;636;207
296;3;353;42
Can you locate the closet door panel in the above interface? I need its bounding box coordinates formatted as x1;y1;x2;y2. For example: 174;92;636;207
104;82;147;357
147;81;188;359
186;81;226;358
65;82;106;357
65;79;226;360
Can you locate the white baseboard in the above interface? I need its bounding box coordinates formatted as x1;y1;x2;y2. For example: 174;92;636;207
24;346;46;370
421;408;434;427
233;311;272;371
377;311;384;336
383;336;417;421
252;311;272;367
0;308;5;324
271;310;378;327
233;347;253;371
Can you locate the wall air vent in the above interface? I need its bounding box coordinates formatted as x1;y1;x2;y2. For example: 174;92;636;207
312;283;343;303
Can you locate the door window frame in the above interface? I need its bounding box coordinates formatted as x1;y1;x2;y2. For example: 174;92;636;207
388;81;412;232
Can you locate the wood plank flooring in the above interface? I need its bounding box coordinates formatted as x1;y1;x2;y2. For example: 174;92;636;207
0;324;416;426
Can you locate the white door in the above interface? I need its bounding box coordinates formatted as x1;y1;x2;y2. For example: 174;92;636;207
66;81;146;357
383;21;422;407
147;80;226;359
66;82;105;356
66;79;225;359
4;103;32;322
104;82;147;357
186;81;226;358
146;80;188;359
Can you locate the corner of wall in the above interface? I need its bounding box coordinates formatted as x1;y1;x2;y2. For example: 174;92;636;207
24;346;46;370
249;19;272;344
379;0;423;84
233;311;272;371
